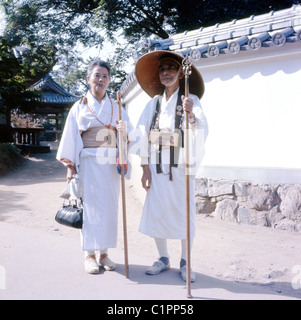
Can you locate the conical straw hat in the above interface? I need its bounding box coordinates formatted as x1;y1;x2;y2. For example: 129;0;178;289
135;50;205;99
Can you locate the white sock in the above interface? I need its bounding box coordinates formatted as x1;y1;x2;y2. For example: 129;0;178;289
155;238;169;259
181;238;194;261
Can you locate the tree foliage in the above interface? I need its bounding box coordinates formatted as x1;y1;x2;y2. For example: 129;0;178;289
164;0;299;32
0;36;56;119
62;0;300;41
93;0;171;42
1;0;103;65
0;0;103;108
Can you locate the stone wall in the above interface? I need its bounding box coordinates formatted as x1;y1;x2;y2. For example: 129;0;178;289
195;178;301;233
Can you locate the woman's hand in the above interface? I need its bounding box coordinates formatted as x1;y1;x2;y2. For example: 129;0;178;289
115;120;127;136
67;165;77;182
141;165;151;191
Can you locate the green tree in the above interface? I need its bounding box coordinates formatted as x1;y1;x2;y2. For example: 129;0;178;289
1;0;102;49
55;0;299;41
168;0;300;32
0;36;56;124
0;0;102;103
93;0;171;42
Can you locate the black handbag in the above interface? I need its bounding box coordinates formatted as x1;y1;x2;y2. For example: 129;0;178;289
55;199;83;229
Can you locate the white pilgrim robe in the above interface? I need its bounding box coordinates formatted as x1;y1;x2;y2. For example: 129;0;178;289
136;88;208;239
57;91;131;251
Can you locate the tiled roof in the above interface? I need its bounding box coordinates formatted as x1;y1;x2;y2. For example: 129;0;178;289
121;4;301;96
151;5;301;57
32;74;79;104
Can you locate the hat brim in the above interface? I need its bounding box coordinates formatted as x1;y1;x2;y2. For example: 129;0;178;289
135;50;205;99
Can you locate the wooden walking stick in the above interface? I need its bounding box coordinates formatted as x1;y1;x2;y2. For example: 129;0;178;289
182;56;193;298
117;91;129;279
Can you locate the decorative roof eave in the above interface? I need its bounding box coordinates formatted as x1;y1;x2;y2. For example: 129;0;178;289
174;27;301;60
35;93;79;104
121;5;301;99
31;74;79;105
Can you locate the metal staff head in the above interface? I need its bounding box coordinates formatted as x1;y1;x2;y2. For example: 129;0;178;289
182;55;193;98
182;55;192;77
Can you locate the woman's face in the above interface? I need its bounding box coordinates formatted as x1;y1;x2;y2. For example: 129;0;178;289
87;66;110;98
159;58;182;88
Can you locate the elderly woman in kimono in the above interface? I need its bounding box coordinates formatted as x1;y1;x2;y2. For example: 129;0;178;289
135;51;208;282
57;59;131;274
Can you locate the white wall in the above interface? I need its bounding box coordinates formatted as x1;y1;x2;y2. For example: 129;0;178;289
126;88;151;128
200;50;301;170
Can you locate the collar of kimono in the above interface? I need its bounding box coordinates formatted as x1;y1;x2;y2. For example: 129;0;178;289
82;94;114;129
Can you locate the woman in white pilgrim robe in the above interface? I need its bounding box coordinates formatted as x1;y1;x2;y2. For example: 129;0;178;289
57;59;131;274
134;51;208;282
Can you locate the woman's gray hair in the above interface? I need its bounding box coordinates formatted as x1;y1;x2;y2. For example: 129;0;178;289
87;59;111;78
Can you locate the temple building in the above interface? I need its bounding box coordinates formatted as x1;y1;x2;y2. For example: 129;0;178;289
0;73;78;152
31;74;78;141
0;43;78;145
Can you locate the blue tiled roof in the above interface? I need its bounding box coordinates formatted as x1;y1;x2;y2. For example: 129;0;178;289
121;5;301;96
32;74;79;104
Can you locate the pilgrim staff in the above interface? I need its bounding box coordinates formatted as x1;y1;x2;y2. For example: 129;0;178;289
117;91;129;279
182;56;192;298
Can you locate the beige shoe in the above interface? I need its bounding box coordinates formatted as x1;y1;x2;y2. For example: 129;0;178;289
84;256;99;274
99;255;116;271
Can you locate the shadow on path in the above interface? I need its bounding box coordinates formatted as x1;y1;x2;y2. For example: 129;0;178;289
0;144;65;187
111;264;301;300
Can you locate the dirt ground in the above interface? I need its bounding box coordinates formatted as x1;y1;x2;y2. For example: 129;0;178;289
0;142;300;299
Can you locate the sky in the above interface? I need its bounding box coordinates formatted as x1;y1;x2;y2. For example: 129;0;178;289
78;32;134;73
